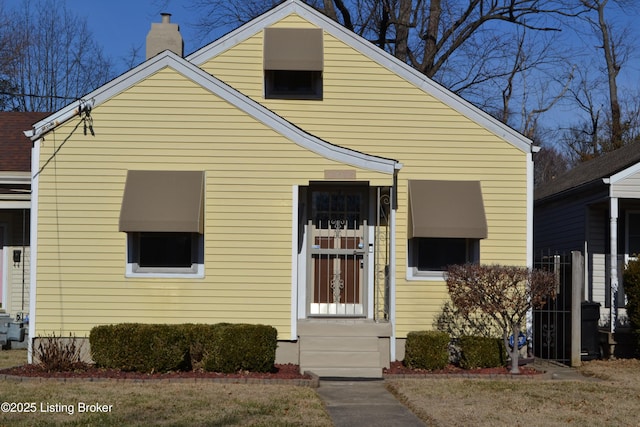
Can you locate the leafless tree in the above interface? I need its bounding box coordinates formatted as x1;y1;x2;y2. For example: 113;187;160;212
489;25;574;141
533;143;570;187
446;264;557;374
0;3;21;110
576;0;633;150
0;0;114;112
187;1;580;93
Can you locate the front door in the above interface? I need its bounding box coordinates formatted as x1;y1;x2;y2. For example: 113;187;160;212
308;186;368;316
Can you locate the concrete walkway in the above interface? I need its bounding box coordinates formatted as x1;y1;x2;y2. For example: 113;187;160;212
316;379;425;427
532;359;602;381
315;361;598;426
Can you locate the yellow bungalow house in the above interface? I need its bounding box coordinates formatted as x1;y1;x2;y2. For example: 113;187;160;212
26;0;536;377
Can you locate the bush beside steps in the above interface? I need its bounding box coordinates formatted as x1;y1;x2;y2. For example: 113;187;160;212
403;331;507;371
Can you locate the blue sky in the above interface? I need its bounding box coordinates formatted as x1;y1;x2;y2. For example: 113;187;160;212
6;0;639;83
4;0;638;134
66;1;210;71
5;0;222;73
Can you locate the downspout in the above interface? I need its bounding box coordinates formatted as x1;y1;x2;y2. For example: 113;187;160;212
389;166;400;361
526;150;536;351
526;151;535;268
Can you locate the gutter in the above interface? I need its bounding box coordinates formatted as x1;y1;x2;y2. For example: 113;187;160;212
24;99;94;142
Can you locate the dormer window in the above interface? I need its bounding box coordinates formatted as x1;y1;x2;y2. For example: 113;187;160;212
263;28;323;100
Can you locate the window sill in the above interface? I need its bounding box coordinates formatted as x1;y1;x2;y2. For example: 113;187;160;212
406;269;446;282
125;272;205;279
125;265;204;279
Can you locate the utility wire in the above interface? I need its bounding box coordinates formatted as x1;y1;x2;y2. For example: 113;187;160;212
33;119;82;179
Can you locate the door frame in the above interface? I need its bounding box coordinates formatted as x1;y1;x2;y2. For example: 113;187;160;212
306;183;369;317
296;182;376;318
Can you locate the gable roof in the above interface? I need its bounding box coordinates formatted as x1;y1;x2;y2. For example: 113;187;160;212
0;111;49;172
535;140;640;201
187;0;536;154
27;51;400;175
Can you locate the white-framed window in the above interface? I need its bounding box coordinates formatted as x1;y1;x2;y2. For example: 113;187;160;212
263;27;323;100
265;70;322;100
119;170;205;278
126;232;204;278
407;237;480;280
406;180;487;281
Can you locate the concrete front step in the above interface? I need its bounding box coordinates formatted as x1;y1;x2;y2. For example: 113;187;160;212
301;336;380;351
298;320;391;378
301;349;382;367
304;367;383;378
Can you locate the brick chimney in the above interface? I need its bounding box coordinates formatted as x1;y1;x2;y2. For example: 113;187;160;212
146;13;183;59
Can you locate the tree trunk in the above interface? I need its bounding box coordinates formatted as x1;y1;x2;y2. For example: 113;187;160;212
509;324;520;374
596;0;622;149
422;0;441;77
392;0;413;63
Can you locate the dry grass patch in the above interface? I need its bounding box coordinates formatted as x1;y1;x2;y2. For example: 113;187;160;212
0;381;331;426
0;348;27;369
578;358;640;385
387;359;640;427
0;350;331;426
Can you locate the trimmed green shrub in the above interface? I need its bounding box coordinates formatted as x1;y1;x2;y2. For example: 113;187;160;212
624;258;640;352
184;323;229;371
89;323;278;374
89;323;189;373
203;324;278;373
404;331;450;370
458;335;506;369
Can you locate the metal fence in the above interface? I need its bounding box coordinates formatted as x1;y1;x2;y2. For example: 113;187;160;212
532;252;573;365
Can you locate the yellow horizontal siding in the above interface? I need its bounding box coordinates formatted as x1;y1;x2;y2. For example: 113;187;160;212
34;67;391;337
203;15;528;338
36;11;530;341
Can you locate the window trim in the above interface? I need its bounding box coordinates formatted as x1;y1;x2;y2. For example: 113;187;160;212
264;69;323;100
125;232;205;278
406;237;480;281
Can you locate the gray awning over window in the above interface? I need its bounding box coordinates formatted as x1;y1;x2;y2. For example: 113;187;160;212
263;27;323;71
408;180;487;239
119;170;204;233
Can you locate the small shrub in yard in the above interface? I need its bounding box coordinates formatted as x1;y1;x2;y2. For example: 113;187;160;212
458;335;506;369
203;324;277;373
404;331;450;370
36;333;89;372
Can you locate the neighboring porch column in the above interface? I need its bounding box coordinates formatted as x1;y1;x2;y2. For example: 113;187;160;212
609;197;619;334
389;171;398;361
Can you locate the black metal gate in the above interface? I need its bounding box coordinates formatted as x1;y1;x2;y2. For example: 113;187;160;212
533;252;572;365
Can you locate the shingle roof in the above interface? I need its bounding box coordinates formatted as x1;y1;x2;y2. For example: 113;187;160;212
535;141;640;201
0;112;49;172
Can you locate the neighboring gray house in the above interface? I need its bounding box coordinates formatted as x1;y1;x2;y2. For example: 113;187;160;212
534;141;640;332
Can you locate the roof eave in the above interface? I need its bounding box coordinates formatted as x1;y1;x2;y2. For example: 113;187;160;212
27;50;400;176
